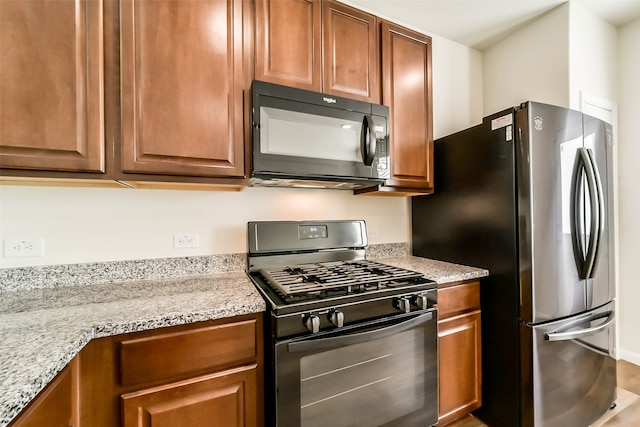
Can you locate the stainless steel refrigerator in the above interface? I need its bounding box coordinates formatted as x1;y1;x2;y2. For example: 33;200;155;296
412;101;616;427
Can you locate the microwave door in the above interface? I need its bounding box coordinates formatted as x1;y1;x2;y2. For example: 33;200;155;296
254;97;378;179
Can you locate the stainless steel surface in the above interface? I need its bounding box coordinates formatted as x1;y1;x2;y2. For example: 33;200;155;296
570;147;605;280
412;102;616;427
520;302;616;427
250;80;390;189
248;220;367;257
247;220;439;426
545;309;614;341
275;311;439;427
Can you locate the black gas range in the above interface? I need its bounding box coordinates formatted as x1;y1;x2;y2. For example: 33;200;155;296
246;220;439;427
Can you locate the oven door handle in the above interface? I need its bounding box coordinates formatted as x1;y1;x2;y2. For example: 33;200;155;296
287;311;434;353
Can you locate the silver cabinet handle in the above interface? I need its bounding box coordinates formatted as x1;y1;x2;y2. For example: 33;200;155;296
545;310;614;342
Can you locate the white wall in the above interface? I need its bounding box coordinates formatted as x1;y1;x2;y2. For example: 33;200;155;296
568;2;618;109
482;4;570;114
343;0;484;137
617;17;640;363
432;34;484;137
0;185;410;268
0;4;484;269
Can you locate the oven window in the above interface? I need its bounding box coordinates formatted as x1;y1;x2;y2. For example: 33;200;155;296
299;329;425;427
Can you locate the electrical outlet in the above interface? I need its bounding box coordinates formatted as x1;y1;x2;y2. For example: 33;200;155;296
173;233;199;249
368;226;380;239
4;238;45;257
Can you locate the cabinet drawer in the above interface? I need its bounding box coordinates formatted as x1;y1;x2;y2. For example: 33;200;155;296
438;281;481;319
119;319;257;387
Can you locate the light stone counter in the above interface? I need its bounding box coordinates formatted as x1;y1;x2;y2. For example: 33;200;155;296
375;256;489;284
0;248;487;427
0;271;265;427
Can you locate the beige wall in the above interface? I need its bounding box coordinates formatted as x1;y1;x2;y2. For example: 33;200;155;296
0;4;484;269
568;2;618;109
482;4;570;114
0;185;410;268
617;16;640;364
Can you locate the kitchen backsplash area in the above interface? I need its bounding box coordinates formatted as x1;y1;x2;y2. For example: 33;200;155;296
0;243;408;292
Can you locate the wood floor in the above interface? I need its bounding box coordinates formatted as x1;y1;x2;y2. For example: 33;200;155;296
446;360;640;427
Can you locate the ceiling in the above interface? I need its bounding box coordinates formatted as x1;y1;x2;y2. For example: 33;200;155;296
347;0;640;51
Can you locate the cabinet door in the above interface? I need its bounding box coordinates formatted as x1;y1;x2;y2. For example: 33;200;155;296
120;0;245;177
438;310;482;425
381;22;433;191
122;364;258;427
322;1;379;103
0;0;104;173
9;360;77;427
255;0;321;92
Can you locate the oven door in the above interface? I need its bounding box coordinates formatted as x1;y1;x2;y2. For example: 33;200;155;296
274;311;438;427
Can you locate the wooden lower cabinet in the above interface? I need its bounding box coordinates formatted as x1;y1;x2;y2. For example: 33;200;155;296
437;281;482;426
76;314;263;427
8;358;78;427
122;364;258;427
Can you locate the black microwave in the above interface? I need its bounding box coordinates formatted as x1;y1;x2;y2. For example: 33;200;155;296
250;80;389;190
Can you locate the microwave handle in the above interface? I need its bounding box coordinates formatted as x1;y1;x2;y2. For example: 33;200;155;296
361;115;376;166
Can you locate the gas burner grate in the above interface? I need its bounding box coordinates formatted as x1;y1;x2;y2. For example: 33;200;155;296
258;260;424;297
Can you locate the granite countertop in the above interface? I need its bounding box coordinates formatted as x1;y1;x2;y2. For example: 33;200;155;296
0;271;265;427
0;252;487;427
375;256;489;284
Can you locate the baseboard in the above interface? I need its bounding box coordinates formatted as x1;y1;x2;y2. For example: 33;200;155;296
618;348;640;366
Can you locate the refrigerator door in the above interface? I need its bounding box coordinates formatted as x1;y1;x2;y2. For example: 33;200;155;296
517;102;588;324
519;302;616;427
581;114;614;309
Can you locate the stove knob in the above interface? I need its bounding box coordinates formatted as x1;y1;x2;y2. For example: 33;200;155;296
413;295;429;310
328;310;344;328
304;314;321;333
395;297;411;313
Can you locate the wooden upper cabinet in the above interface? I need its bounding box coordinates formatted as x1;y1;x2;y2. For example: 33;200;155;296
254;0;379;103
380;21;433;192
322;1;379;103
255;0;322;92
120;0;245;178
0;0;105;173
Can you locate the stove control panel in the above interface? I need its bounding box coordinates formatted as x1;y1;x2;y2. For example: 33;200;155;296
279;288;438;338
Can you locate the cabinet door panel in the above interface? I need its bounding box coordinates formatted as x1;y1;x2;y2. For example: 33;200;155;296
255;0;321;91
322;1;379;103
9;360;77;427
120;318;258;387
122;364;258;427
438;310;482;425
438;281;481;319
0;0;104;172
120;0;244;177
381;22;433;190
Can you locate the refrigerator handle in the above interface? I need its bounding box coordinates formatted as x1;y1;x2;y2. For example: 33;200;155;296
584;148;605;279
569;150;588;279
570;148;603;280
545;310;614;342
